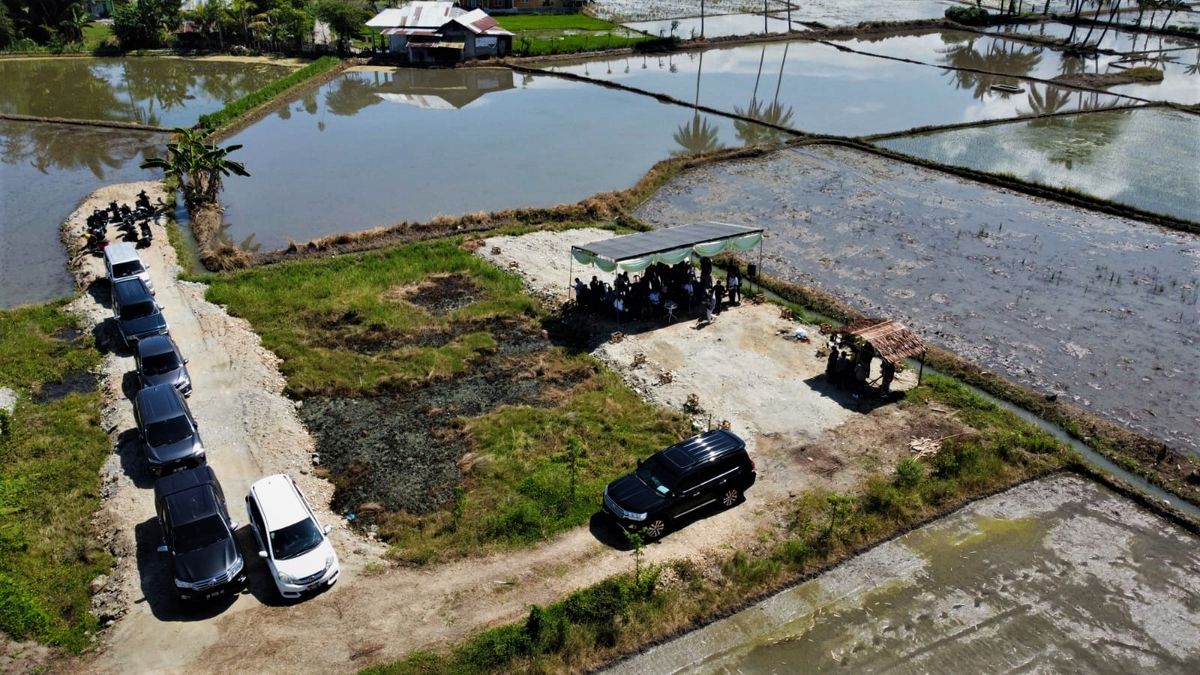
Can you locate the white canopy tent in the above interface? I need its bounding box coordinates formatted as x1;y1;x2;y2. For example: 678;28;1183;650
570;222;764;274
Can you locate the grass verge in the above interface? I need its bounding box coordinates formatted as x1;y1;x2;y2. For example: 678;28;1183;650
497;15;619;32
365;373;1067;674
0;302;110;651
514;33;652;56
196;55;340;134
204;239;690;562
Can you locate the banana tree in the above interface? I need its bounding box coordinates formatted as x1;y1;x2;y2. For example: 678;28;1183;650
141;128;250;205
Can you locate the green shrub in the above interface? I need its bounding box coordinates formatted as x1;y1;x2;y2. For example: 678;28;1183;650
894;456;925;489
197;56;340;132
721;550;782;586
945;6;990;25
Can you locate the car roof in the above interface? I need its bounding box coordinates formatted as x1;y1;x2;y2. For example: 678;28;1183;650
136;384;186;423
104;242;141;265
657;430;746;472
250;474;310;530
137;334;177;358
113;277;153;303
155;466;220;524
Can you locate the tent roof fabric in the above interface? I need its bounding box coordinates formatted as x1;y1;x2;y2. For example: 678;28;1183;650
839;319;926;364
574;222;763;263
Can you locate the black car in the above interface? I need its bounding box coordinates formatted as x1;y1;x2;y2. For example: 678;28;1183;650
135;334;192;396
134;383;206;475
154;466;246;600
603;429;755;540
112;277;168;348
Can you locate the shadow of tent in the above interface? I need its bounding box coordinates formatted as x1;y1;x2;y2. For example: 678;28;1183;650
802;373;901;414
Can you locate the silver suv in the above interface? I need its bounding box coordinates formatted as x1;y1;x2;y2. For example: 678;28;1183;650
104;242;153;293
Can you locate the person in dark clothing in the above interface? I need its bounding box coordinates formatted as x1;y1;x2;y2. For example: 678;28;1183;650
826;347;839;380
713;280;726;314
880;360;896;394
700;256;712;278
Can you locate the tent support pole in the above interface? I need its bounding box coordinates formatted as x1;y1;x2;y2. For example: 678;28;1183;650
567;254;574;305
918;350;926;387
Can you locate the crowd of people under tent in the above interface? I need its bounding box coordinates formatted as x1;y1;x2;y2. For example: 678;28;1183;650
572;256;746;324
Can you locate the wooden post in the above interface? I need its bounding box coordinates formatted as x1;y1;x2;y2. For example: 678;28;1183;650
567;252;574;305
917;350;926;386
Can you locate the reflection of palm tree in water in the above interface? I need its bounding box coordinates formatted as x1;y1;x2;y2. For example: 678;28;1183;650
673;52;725;156
733;43;795;146
1019;106;1131;170
214;220;263;253
941;36;1044;98
1;120;163;180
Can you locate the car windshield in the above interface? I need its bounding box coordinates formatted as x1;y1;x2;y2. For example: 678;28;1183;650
121;300;156;320
172;515;228;553
145;415;193;446
636;457;678;496
142;351;180;375
112;261;143;278
270;518;324;560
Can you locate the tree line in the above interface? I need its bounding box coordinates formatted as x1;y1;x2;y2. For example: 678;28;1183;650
0;0;371;52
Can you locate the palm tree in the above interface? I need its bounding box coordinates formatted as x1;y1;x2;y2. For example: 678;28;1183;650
141;128;250;205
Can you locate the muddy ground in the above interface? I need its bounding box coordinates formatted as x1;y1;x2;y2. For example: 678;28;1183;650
635;144;1200;455
302;317;576;516
611;474;1200;673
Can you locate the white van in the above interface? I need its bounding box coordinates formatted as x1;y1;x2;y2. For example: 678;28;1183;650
104;242;153;293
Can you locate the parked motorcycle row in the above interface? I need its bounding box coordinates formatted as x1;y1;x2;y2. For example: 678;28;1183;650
85;190;158;255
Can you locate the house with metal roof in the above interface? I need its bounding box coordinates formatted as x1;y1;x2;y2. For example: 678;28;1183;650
367;2;514;63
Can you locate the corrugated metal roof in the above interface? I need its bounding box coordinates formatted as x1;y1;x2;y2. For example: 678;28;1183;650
839;319;926;364
575;222;763;263
367;2;463;29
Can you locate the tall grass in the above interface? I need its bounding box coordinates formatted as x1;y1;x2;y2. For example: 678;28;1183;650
0;302;111;650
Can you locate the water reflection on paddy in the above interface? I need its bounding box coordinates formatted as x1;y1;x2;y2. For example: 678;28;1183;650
876;107;1200;223
0;120;163;307
623;13;801;39
538;40;1135;136
0;57;293;127
835;28;1200;105
217;67;775;249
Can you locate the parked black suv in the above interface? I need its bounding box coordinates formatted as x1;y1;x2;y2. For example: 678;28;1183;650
134;383;206;475
154;466;246;601
135;334;192;396
603;429;755;540
112;277;168;348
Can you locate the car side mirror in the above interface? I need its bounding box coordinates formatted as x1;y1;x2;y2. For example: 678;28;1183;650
229;521;239;531
323;524;332;535
258;550;268;559
156;544;169;554
183;358;189;364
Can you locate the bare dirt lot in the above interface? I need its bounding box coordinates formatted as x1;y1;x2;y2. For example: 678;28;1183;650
66;219;963;674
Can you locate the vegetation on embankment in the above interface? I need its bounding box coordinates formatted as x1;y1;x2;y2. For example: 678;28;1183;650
196;55;341;136
204;238;690;563
364;373;1068;674
0;302;110;651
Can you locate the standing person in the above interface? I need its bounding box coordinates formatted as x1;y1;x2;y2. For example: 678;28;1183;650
826;346;839;380
728;271;740;305
880;360;896;395
713;280;726;314
573;278;586;305
703;290;716;324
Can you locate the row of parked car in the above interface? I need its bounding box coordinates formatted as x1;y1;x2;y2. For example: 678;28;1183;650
104;243;340;602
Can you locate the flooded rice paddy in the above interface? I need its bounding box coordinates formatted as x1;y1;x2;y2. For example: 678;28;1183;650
0;57;292;127
623;13;801;39
217;67;770;249
537;39;1134;136
609;475;1200;674
0;120;163;307
835;28;1200;105
876;107;1200;223
591;1;793;23
636;144;1200;454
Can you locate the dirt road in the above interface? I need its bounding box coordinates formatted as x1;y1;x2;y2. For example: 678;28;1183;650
64;205;958;673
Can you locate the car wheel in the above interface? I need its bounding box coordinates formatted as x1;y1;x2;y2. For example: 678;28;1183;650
721;488;740;508
643;519;666;540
